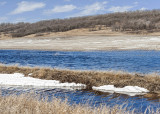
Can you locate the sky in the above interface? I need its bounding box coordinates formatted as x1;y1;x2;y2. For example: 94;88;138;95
0;0;159;23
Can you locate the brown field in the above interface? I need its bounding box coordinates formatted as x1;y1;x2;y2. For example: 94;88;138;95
1;27;160;40
0;65;160;95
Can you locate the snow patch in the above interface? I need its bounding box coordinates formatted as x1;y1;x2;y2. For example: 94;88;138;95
0;73;86;89
92;85;149;96
92;42;102;44
27;40;33;43
149;38;160;41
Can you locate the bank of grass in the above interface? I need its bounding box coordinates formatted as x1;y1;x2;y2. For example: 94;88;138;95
0;94;159;114
0;65;160;93
0;94;126;114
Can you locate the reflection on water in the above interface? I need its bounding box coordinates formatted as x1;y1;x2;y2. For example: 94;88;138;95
0;50;160;74
0;86;159;113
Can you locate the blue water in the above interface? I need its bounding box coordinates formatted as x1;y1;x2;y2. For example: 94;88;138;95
0;86;159;113
0;50;160;74
0;50;160;113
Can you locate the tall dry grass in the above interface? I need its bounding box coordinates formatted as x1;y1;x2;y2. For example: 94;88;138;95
0;94;130;114
0;94;159;114
0;65;160;93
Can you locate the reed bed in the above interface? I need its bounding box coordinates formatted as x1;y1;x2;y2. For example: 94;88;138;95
0;94;159;114
0;65;160;93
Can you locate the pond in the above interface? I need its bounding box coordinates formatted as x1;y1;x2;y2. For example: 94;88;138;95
0;50;160;113
0;50;160;74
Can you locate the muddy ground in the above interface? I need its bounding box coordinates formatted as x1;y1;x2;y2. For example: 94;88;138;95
0;35;160;51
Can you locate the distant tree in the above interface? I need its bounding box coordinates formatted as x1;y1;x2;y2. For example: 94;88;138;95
0;9;160;37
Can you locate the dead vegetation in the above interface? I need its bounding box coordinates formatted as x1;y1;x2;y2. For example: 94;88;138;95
0;94;140;114
0;93;159;114
0;65;160;93
0;10;160;37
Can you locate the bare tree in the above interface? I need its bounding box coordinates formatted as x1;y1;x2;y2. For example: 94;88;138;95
0;9;160;37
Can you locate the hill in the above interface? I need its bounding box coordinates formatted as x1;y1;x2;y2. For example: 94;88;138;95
0;10;160;38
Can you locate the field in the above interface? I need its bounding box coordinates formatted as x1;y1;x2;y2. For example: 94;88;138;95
0;33;160;51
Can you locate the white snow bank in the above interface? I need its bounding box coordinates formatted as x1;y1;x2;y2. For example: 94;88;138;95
92;85;149;96
0;73;86;88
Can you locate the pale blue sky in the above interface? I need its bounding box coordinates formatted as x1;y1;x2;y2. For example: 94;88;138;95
0;0;159;23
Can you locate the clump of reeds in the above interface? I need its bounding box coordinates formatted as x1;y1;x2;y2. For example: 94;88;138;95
0;94;128;114
0;93;159;114
0;65;160;93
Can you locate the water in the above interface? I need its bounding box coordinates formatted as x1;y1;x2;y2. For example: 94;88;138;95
0;50;160;113
0;86;159;113
0;50;160;74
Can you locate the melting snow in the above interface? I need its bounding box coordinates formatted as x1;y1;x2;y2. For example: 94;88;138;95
0;73;150;96
92;85;149;96
0;73;86;88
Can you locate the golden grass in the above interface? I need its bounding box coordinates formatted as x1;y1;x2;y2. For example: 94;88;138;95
0;94;128;114
3;27;160;40
0;94;159;114
0;65;160;93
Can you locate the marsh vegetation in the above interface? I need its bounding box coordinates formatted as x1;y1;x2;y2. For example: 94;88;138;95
0;65;159;94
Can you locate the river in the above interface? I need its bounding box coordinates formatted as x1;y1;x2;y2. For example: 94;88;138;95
0;50;160;113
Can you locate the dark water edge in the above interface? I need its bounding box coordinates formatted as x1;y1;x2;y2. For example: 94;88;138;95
0;50;160;74
0;86;159;113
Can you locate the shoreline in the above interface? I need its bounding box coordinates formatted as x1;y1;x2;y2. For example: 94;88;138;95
0;48;160;52
0;35;160;51
0;65;159;95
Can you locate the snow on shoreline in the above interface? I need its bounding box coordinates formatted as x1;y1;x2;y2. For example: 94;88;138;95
0;73;150;96
92;85;149;96
0;73;86;88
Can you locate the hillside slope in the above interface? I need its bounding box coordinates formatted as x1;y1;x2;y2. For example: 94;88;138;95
0;10;160;38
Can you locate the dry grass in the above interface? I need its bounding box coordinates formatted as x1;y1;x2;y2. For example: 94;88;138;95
0;65;160;93
0;94;128;114
0;94;159;114
2;27;160;40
